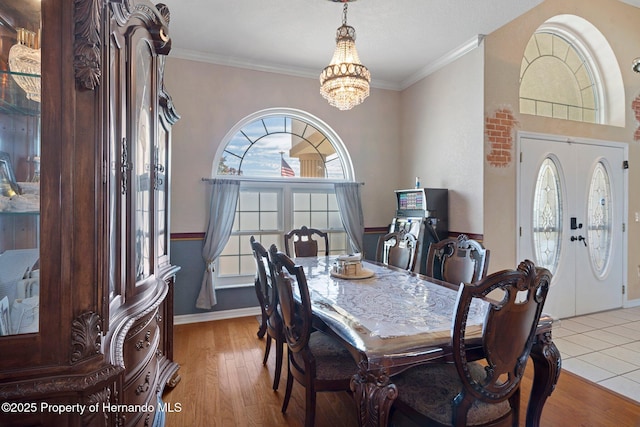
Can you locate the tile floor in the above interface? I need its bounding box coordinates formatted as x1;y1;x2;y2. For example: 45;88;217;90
552;306;640;403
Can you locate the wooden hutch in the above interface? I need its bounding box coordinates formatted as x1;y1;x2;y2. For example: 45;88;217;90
0;0;180;426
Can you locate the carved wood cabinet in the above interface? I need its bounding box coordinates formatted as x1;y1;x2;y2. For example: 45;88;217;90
0;1;180;426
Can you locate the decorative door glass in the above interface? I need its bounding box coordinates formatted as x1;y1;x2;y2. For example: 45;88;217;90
157;127;168;264
587;161;612;276
0;3;41;335
108;32;124;298
533;157;563;274
134;40;153;282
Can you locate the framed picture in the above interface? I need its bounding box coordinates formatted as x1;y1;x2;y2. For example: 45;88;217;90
0;152;21;197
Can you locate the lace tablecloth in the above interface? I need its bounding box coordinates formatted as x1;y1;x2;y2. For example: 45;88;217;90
295;256;489;365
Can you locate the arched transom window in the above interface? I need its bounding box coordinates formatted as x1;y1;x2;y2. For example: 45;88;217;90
216;108;353;180
520;31;598;123
519;15;625;127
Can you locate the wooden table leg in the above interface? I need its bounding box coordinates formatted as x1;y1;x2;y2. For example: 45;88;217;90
527;329;562;427
350;362;398;427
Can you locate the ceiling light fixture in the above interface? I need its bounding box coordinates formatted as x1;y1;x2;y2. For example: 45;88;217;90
319;0;370;111
8;28;41;103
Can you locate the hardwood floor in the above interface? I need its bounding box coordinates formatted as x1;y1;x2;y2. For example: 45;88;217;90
163;316;640;426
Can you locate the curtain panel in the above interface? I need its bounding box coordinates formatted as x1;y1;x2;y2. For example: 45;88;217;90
196;179;240;309
334;182;364;254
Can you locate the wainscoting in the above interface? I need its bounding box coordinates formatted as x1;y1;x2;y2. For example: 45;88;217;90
169;229;388;316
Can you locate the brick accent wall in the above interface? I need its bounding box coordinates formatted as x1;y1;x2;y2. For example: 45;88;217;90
633;94;640;141
485;108;518;168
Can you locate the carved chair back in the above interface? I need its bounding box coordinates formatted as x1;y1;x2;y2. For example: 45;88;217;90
268;246;356;427
449;259;551;425
250;236;284;390
284;225;329;258
392;259;552;427
376;230;418;271
426;234;490;284
268;247;313;354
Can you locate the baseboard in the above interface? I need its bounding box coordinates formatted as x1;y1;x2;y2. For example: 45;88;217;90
624;298;640;308
174;307;262;325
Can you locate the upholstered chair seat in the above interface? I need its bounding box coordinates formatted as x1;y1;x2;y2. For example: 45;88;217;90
393;362;512;426
291;331;357;381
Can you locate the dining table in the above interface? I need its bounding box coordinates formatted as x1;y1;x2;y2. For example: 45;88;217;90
293;255;561;427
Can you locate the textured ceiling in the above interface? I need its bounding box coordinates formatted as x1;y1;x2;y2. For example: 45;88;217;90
161;0;551;90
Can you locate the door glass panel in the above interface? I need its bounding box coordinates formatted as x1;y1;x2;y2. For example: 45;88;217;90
0;4;41;335
587;161;612;276
533;157;563;274
108;34;123;298
134;40;153;282
157;127;167;261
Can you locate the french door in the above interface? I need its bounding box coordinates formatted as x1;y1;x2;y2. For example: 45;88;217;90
518;134;626;319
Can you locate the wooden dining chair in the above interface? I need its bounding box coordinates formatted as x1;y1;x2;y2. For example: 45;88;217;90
284;226;329;257
250;236;284;390
268;246;357;427
375;230;418;271
425;234;490;284
391;259;552;427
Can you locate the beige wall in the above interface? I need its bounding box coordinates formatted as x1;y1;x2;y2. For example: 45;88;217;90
400;44;485;235
165;59;402;232
484;0;640;301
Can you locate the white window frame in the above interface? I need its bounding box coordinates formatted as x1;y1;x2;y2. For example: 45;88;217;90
215;179;348;289
211;108;356;289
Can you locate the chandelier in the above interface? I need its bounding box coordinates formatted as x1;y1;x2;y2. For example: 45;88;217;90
319;0;370;111
8;28;41;103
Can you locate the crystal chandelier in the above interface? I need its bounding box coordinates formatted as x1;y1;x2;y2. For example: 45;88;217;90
8;28;41;103
319;1;370;111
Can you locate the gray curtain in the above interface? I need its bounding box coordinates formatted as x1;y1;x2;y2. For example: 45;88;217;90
196;179;240;309
334;182;364;253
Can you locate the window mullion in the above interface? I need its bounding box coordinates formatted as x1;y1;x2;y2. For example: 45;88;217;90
282;185;292;249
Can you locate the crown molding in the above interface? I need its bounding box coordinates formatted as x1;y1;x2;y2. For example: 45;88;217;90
399;35;486;90
170;48;401;91
170;35;485;93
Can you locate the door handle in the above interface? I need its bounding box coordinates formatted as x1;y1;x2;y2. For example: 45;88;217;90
571;235;587;247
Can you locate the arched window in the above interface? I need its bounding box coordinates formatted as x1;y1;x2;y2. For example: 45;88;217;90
212;108;354;287
519;15;624;127
215;108;354;180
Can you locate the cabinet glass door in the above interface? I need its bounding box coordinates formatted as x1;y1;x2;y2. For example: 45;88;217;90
157;125;168;266
0;1;41;336
133;38;154;283
108;28;125;302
